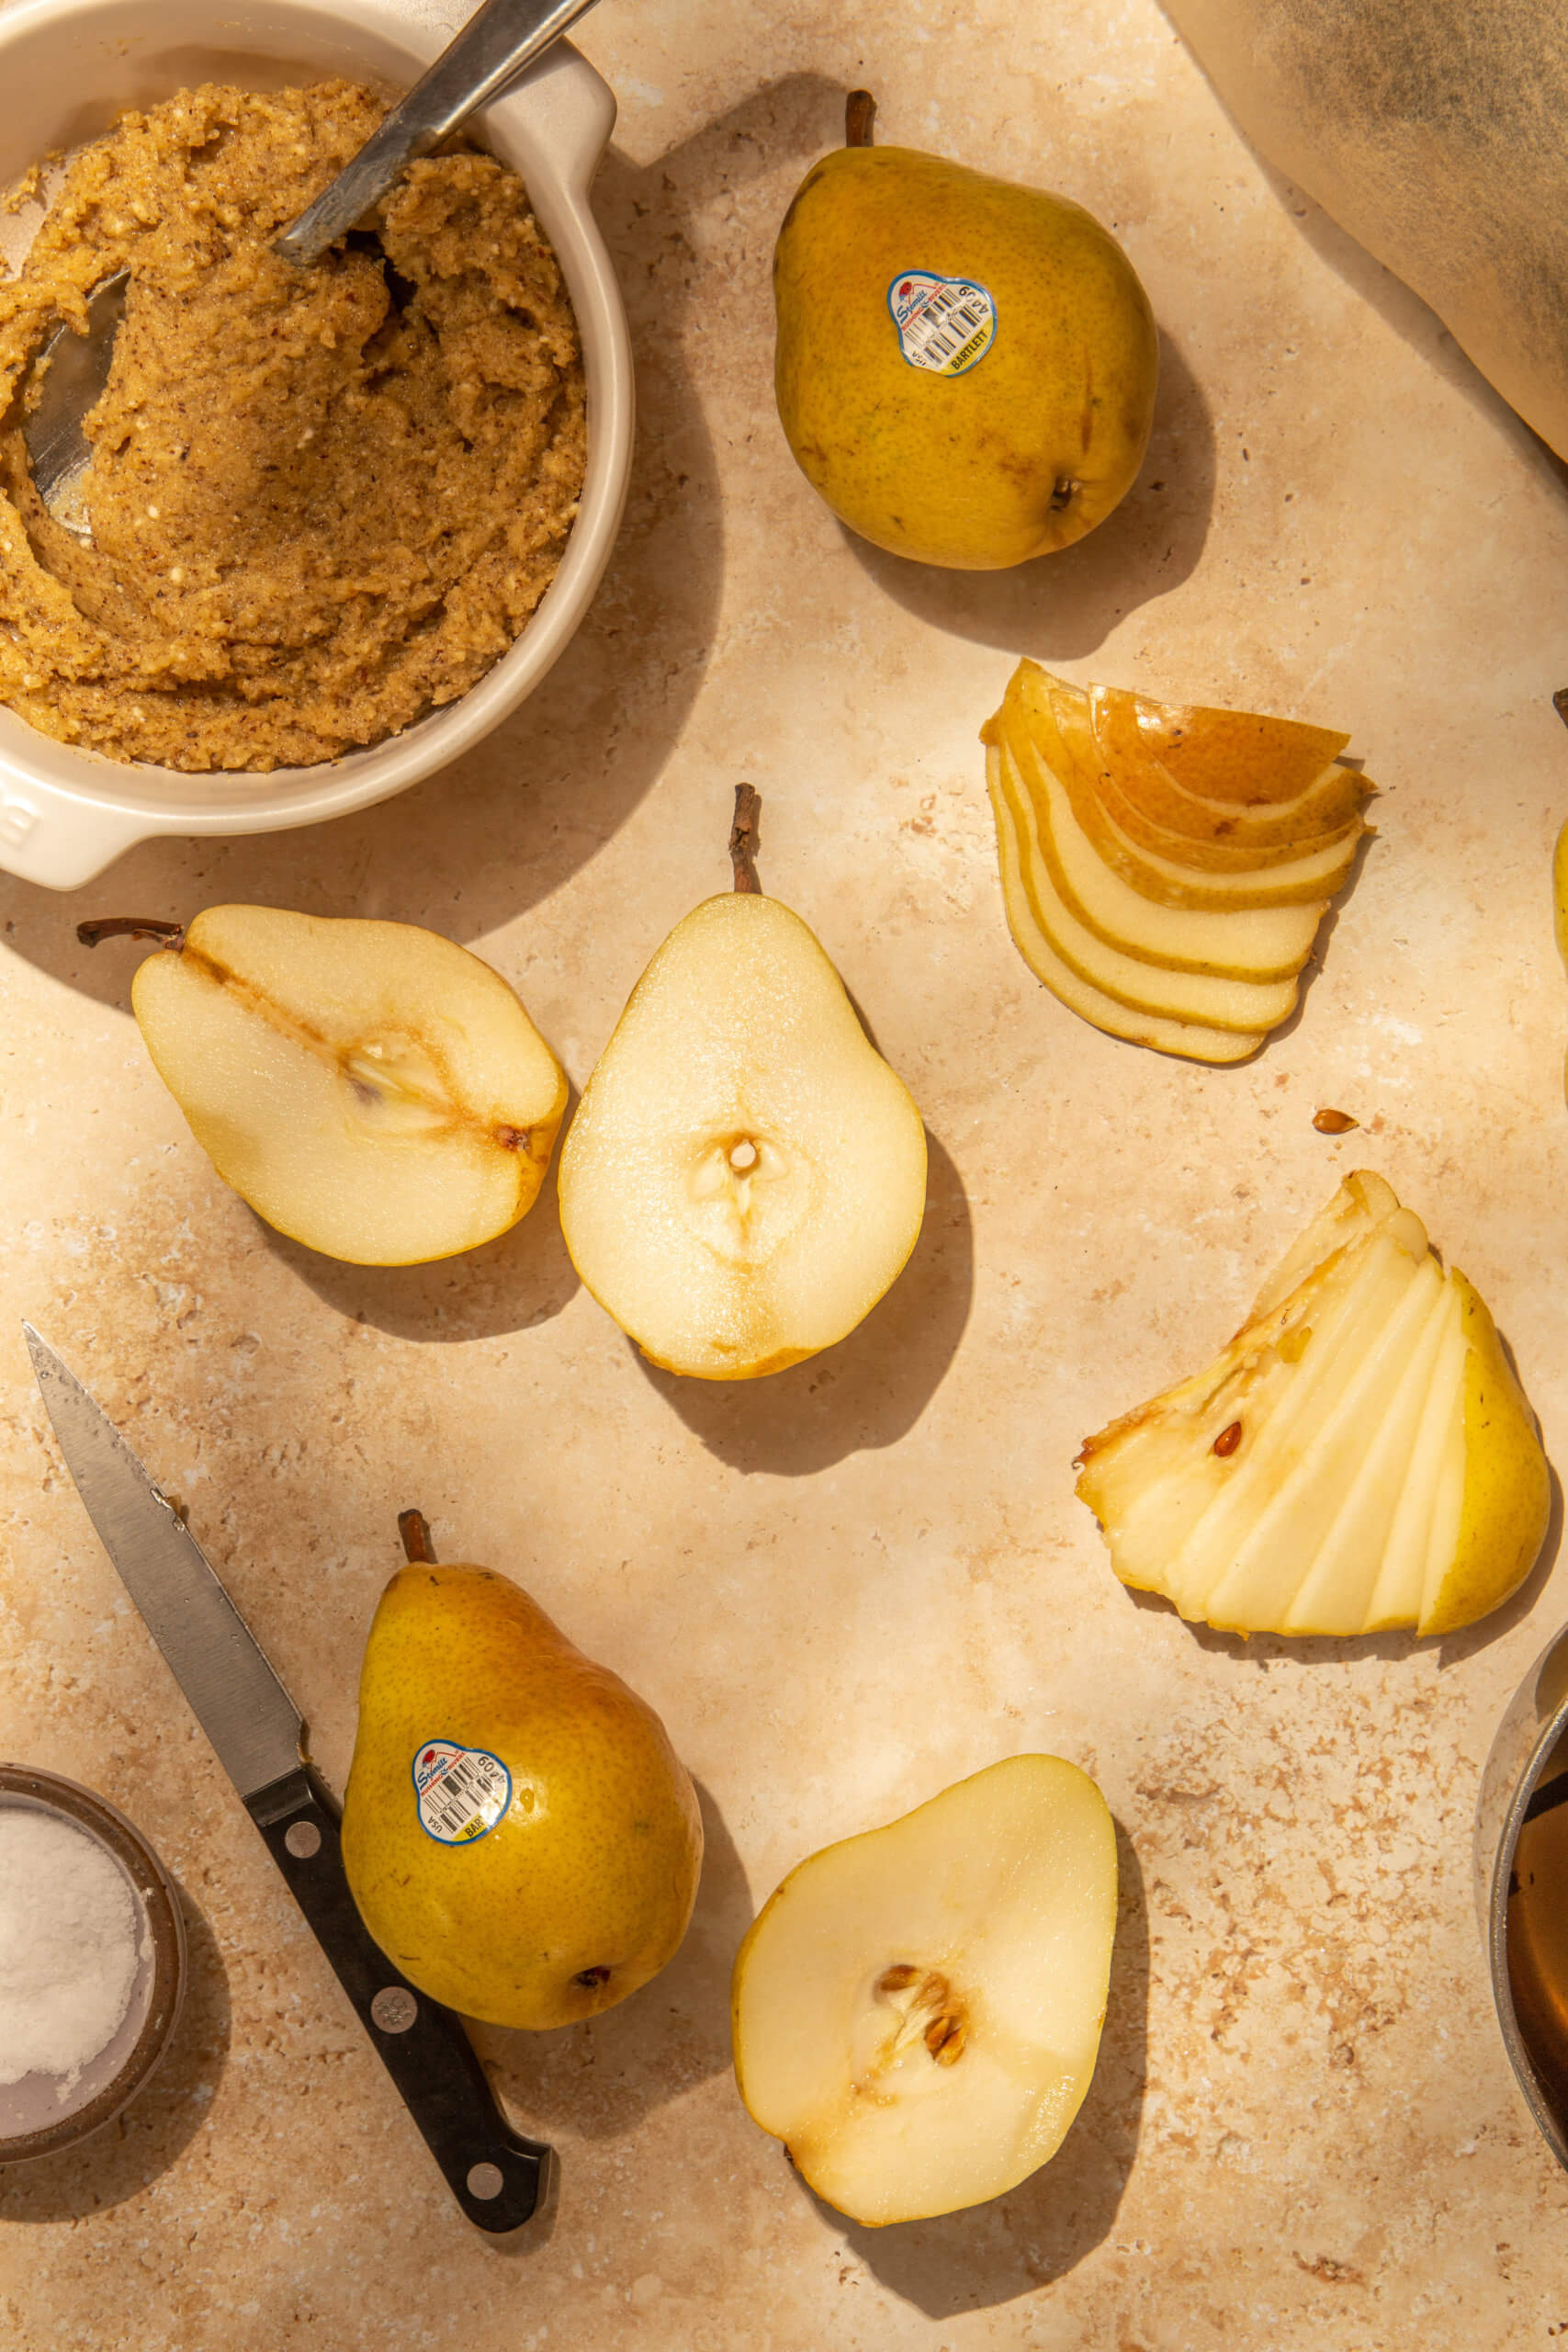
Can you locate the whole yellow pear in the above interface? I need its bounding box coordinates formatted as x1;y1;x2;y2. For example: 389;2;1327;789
774;96;1158;569
342;1532;703;2029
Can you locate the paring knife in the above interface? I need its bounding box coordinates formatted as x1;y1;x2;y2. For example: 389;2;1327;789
23;1324;551;2233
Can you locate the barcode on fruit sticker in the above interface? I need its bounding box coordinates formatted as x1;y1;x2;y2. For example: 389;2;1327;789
412;1739;512;1846
886;270;998;377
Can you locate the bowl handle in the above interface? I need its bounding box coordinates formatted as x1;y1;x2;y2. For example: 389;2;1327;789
0;774;151;892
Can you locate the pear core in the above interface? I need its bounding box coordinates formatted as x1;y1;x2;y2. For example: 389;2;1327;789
342;1561;703;2030
558;892;928;1378
731;1756;1118;2226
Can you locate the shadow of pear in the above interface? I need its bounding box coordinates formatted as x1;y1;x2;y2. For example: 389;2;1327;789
842;329;1216;662
632;1127;974;1476
828;1820;1147;2317
472;1779;750;2143
0;1874;231;2222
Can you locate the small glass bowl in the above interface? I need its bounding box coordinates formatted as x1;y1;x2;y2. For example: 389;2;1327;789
0;1764;186;2163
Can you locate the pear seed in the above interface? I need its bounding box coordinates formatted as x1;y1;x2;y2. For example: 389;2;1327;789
1313;1107;1358;1135
1213;1419;1243;1457
876;1963;919;1996
925;2015;965;2063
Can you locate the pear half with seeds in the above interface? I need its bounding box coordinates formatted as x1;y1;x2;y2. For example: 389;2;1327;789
1076;1171;1549;1636
731;1756;1118;2226
558;790;927;1378
93;906;567;1264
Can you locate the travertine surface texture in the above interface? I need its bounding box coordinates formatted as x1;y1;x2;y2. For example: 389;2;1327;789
3;1;1567;2346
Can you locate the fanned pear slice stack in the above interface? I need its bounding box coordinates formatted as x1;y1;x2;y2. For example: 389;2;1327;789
982;660;1374;1062
1076;1173;1550;1637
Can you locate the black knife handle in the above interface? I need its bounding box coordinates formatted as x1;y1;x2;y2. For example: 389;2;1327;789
245;1763;551;2233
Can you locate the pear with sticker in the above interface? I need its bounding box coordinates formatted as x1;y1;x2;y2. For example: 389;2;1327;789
774;91;1157;568
342;1512;703;2029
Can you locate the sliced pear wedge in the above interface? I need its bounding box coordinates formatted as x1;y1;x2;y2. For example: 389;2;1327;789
1076;1172;1549;1637
1043;679;1360;910
730;1757;1118;2228
111;905;568;1265
983;662;1371;1061
990;737;1297;1031
987;743;1265;1063
1098;680;1351;804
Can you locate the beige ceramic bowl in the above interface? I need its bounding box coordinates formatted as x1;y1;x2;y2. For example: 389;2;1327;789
0;1763;186;2162
0;0;634;889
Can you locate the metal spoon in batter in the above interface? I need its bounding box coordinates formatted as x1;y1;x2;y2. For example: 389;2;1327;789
23;0;604;537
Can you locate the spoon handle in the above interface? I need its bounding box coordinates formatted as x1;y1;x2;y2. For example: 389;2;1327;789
274;0;605;267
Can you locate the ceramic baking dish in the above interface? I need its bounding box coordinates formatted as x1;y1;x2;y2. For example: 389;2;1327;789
0;0;634;889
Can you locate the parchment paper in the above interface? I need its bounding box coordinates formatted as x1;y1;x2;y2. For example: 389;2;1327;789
1163;0;1568;457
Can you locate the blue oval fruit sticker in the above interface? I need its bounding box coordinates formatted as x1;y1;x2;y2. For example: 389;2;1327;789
887;270;998;377
412;1738;512;1845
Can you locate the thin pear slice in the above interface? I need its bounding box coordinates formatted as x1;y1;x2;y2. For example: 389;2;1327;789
987;747;1265;1064
1042;683;1361;910
1359;1284;1466;1630
1076;1172;1551;1638
1089;681;1370;843
1084;729;1365;874
1095;678;1351;804
1419;1274;1551;1634
999;707;1323;978
992;739;1298;1032
1167;1226;1427;1624
1250;1169;1402;1317
130;906;568;1265
1077;1234;1382;1592
558;891;927;1379
730;1757;1118;2228
1278;1261;1452;1634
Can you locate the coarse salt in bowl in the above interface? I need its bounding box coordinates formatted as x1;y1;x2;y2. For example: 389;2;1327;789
0;0;635;890
0;1763;186;2161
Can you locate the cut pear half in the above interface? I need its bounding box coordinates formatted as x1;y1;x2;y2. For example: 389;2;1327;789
559;891;927;1379
987;745;1264;1063
129;906;569;1265
1077;1172;1549;1636
731;1756;1118;2227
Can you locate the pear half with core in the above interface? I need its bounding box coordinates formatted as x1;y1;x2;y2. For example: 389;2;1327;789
82;906;567;1265
342;1513;702;2030
1076;1172;1549;1636
774;93;1157;568
732;1757;1118;2226
559;789;927;1377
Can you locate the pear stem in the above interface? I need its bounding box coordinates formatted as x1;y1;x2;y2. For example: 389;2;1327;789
729;785;762;894
399;1509;438;1565
845;89;875;147
76;917;185;950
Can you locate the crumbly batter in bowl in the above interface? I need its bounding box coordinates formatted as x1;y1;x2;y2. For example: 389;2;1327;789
0;81;586;771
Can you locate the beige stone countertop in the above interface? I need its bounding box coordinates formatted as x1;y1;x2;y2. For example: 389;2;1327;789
4;0;1568;2344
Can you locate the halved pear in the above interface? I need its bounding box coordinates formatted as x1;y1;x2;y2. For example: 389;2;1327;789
558;890;927;1378
987;761;1264;1063
1076;1172;1549;1636
989;736;1296;1031
122;906;568;1265
730;1757;1118;2227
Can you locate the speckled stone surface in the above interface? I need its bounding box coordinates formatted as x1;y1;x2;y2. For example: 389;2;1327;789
3;2;1568;2346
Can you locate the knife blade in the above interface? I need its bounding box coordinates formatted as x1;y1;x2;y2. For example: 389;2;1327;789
24;1325;551;2233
